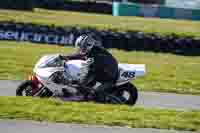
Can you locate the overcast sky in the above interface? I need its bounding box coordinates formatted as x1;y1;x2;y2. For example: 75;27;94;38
165;0;200;9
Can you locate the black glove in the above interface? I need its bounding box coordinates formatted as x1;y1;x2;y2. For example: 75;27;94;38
71;80;79;84
58;55;64;60
59;55;68;61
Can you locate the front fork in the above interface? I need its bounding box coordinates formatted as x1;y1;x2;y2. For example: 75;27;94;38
28;74;45;96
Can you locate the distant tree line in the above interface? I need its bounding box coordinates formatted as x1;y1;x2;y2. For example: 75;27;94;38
0;0;165;10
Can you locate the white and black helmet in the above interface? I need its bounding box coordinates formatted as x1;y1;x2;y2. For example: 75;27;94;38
75;34;102;53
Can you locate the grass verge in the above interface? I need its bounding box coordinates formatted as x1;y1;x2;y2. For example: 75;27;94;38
0;96;200;131
0;41;200;95
0;8;200;37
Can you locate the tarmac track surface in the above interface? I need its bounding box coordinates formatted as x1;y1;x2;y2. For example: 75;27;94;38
0;80;200;110
0;80;199;133
0;120;194;133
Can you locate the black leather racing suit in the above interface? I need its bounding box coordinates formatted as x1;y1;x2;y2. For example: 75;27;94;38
62;45;119;101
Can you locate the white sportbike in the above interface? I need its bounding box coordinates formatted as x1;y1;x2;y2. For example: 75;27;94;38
16;54;146;105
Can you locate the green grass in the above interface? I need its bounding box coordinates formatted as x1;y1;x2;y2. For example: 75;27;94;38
0;8;200;37
0;41;200;95
0;96;200;131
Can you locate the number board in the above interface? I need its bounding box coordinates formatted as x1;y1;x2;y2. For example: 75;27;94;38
121;71;135;78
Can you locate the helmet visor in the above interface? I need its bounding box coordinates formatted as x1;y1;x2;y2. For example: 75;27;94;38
80;42;92;53
80;44;88;54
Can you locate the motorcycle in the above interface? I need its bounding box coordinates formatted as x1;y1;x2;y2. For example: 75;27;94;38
16;54;146;105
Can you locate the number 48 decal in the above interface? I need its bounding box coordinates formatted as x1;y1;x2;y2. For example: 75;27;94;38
121;71;135;78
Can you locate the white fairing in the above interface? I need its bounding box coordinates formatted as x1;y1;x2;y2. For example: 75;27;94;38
117;64;145;85
33;54;146;94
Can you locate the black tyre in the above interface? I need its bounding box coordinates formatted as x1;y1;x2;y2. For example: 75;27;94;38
104;94;123;104
113;83;138;105
16;80;34;96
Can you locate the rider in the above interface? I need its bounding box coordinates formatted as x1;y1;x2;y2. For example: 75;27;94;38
59;34;119;102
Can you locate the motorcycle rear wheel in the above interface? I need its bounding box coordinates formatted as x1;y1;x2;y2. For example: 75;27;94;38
104;94;123;104
112;83;138;105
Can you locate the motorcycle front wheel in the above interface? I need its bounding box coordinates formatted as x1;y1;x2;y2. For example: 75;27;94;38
16;80;35;96
16;80;53;97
